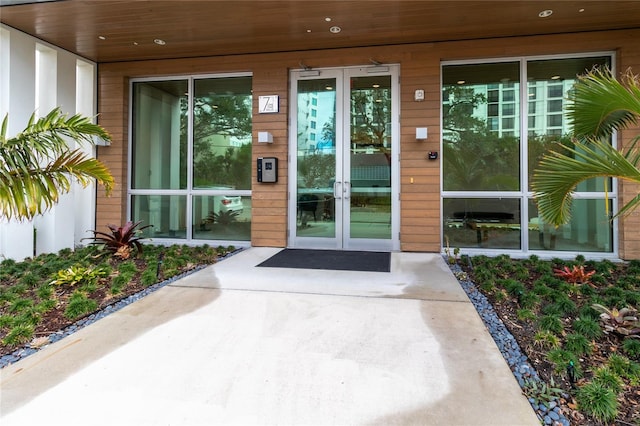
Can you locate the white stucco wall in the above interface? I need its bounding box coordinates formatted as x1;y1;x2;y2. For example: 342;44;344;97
0;24;98;261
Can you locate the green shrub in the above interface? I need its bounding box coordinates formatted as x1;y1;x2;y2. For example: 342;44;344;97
622;338;640;360
577;304;600;320
518;292;540;310
564;333;592;355
608;354;640;381
538;314;564;334
36;283;53;299
547;349;581;376
533;330;561;350
19;272;40;288
110;274;128;295
576;382;618;423
0;314;14;328
35;299;56;313
532;282;552;297
572;316;602;339
592;366;624;394
498;279;525;297
140;268;157;287
516;309;536;322
553;296;577;315
117;261;138;275
64;291;98;320
2;323;35;347
9;297;33;313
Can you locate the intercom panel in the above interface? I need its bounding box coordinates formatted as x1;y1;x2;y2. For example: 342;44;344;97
257;157;278;183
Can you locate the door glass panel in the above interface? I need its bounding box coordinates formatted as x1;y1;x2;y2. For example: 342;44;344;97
350;75;392;239
296;78;336;237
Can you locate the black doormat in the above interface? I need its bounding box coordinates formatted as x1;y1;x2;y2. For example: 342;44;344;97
257;249;391;272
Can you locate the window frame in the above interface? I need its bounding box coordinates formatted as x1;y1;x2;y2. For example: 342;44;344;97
128;72;253;245
440;52;618;258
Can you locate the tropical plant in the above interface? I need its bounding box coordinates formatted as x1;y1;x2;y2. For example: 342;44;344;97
592;303;640;336
0;108;114;220
50;265;107;287
553;265;596;285
84;220;152;259
532;67;640;225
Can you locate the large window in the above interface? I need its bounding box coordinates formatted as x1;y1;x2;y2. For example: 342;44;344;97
442;55;614;255
130;74;252;243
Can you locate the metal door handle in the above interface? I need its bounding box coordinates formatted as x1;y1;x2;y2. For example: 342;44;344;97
333;181;342;199
343;181;350;199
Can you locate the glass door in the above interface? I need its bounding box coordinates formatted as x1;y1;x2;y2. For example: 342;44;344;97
289;66;399;251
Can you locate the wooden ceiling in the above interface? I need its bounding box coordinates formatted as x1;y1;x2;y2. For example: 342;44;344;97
2;0;640;64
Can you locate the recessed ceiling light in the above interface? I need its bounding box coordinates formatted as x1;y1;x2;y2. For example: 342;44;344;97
325;86;333;90
306;29;312;33
325;17;332;22
133;42;138;46
98;35;106;40
538;9;553;18
551;75;561;80
329;26;341;34
154;38;166;45
372;84;380;88
579;8;585;12
457;80;465;85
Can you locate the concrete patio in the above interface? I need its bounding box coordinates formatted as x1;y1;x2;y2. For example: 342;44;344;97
0;247;538;425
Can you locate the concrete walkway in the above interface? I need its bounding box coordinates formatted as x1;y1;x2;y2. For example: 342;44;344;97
0;247;538;425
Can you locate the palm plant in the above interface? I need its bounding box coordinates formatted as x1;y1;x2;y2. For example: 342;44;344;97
0;108;114;220
532;67;640;225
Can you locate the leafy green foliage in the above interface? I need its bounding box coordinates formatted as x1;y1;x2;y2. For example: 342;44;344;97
622;338;640;360
50;265;107;287
572;315;603;339
64;291;98;320
1;323;34;347
592;366;624;394
564;333;592;355
538;314;564;334
522;377;564;410
532;67;640;225
576;382;618;424
0;108;114;220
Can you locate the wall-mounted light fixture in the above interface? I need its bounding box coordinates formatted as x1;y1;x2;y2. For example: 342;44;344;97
416;127;428;140
258;131;273;143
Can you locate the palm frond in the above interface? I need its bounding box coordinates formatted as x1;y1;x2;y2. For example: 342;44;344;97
532;138;640;225
4;108;111;156
0;108;115;221
568;68;640;140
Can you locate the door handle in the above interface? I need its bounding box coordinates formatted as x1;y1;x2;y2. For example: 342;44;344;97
343;181;350;199
333;181;342;199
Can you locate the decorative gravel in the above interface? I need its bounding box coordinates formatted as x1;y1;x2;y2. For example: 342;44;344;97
0;249;243;369
448;260;571;426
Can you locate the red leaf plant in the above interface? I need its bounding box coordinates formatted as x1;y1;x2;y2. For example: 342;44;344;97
553;265;596;284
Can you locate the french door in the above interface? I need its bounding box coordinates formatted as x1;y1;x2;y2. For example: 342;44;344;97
288;66;399;251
